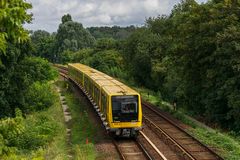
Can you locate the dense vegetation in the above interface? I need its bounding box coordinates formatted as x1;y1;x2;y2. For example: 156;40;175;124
87;25;136;40
143;0;240;132
31;0;240;133
1;0;240;158
0;1;66;159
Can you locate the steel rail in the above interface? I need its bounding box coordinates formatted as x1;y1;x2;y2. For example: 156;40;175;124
143;115;195;160
142;101;224;160
139;131;167;160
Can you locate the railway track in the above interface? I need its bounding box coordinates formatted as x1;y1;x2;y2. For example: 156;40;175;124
142;101;223;160
113;137;150;160
54;64;69;78
113;130;171;160
55;65;163;159
55;65;223;160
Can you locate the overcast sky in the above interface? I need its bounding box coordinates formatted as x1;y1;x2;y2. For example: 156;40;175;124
25;0;207;33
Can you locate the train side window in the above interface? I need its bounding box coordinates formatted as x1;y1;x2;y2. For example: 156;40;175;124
90;80;93;96
80;72;83;85
94;86;98;102
101;93;106;115
87;78;89;92
97;88;100;106
89;79;91;94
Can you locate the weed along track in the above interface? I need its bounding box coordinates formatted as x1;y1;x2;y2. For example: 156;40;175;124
142;102;223;160
56;86;73;159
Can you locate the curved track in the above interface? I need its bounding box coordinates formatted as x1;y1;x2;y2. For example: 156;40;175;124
55;65;223;160
55;65;160;160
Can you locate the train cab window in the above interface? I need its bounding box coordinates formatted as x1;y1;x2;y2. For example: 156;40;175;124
112;95;138;122
121;102;137;113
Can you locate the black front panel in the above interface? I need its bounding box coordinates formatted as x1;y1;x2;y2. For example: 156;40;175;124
112;95;138;122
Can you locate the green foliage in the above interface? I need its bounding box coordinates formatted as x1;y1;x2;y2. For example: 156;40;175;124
17;57;58;85
0;0;33;117
30;30;55;61
143;0;240;132
72;48;93;63
0;109;24;156
71;38;126;79
54;14;95;63
74;144;96;160
60;50;74;64
123;28;164;89
94;38;117;51
88;49;123;73
105;0;240;133
0;56;57;117
14;113;58;150
24;82;57;112
61;14;72;23
0;86;66;159
190;127;240;160
88;25;136;40
61;81;98;159
0;1;68;159
0;0;32;53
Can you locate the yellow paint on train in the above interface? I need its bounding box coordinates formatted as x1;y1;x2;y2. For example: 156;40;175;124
68;63;142;137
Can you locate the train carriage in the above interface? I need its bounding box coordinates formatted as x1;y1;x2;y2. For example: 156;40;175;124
68;63;142;137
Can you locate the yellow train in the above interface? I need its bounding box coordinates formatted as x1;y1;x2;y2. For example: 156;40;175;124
68;63;142;137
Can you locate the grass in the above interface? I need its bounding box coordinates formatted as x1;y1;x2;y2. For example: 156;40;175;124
42;92;69;160
57;80;99;160
189;128;240;160
30;84;68;160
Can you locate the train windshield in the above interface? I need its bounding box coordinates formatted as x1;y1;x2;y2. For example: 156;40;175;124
112;95;138;122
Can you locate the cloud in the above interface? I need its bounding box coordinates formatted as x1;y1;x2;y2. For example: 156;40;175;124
25;0;207;32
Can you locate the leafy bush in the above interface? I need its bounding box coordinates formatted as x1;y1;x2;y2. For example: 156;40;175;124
14;113;58;150
17;57;58;85
0;110;59;159
0;56;58;117
0;109;24;157
24;82;57;112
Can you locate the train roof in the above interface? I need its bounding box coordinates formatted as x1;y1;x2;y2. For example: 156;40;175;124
68;63;139;96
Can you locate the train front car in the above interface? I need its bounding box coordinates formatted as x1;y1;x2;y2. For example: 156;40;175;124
109;94;142;137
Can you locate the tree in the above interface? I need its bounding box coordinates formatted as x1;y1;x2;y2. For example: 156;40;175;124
0;0;32;55
118;0;240;132
145;0;240;131
87;26;136;40
30;30;55;61
0;0;32;117
123;28;163;88
61;14;72;23
54;14;95;63
94;38;117;51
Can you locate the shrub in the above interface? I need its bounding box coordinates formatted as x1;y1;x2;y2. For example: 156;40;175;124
17;57;58;85
0;109;24;157
14;113;58;150
24;82;57;112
